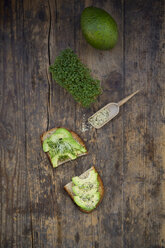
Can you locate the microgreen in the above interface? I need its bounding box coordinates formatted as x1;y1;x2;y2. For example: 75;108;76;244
49;49;102;107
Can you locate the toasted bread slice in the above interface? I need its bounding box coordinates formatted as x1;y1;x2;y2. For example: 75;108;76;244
64;166;104;213
41;127;87;168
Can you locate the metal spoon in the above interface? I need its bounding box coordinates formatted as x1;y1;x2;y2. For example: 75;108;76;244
88;90;140;129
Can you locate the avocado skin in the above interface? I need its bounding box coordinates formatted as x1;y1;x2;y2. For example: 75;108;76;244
81;6;118;50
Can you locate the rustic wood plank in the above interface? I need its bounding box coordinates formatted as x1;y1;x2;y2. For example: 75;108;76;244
0;0;32;247
123;0;165;247
22;0;56;247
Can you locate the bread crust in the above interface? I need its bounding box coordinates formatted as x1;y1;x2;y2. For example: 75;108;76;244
41;127;88;168
64;166;104;213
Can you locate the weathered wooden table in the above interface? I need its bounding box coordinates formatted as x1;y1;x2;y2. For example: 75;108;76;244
0;0;165;247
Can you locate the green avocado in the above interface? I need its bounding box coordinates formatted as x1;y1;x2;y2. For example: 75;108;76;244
51;152;77;167
43;128;73;151
72;184;98;197
64;152;77;160
54;128;72;138
49;128;72;142
81;6;118;50
42;128;86;167
72;169;100;211
62;138;86;153
43;139;50;152
49;133;59;143
73;192;100;211
51;155;59;167
72;170;98;187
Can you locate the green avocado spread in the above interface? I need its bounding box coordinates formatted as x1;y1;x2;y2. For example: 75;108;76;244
72;170;100;211
43;128;87;167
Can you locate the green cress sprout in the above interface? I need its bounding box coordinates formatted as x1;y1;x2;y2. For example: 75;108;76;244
49;49;102;107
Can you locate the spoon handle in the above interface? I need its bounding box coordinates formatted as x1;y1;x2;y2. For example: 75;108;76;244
118;90;140;107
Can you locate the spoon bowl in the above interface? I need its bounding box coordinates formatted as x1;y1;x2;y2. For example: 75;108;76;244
88;90;140;129
88;103;119;129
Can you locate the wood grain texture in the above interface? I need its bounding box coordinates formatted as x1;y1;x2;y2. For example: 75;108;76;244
0;0;164;247
123;1;165;247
